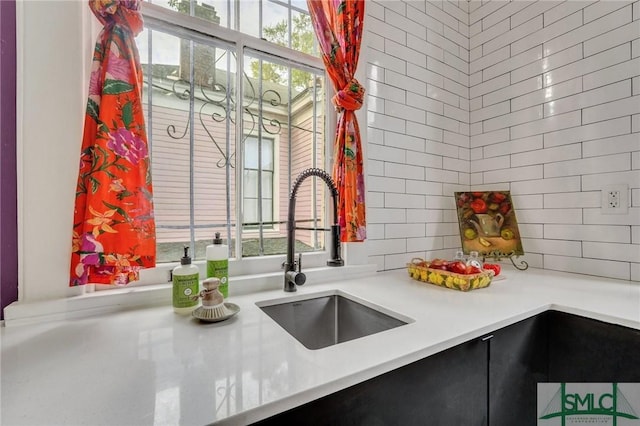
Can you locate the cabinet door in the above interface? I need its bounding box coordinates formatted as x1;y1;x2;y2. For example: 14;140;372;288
489;314;548;426
548;311;640;382
256;338;488;426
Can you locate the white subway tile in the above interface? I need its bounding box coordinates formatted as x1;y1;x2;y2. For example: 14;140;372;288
518;223;544;238
368;159;384;176
483;105;543;133
386;39;427;67
444;104;469;123
367;63;385;83
407;92;444;115
368;32;385;52
470;0;508;25
632;151;640;169
543;1;592;26
634;226;640;244
512;44;582;85
584;206;640;225
511;176;581;194
379;0;406;15
470;100;510;123
406;151;443;169
425;167;460;183
425;1;461;33
407;236;444;253
428;28;462;58
386;8;427;40
368;176;406;193
544;44;630;87
368;50;407;75
484;14;543;55
385;69;427;96
511;1;561;29
470;20;482;37
367;208;407;224
483;164;543;183
545;153;631;178
470;128;510;148
635;0;640;21
544;80;631;117
365;223;384;240
367;16;406;45
583;95;640;124
460;122;470;136
427;111;460;133
368;111;406;133
583;133;640;158
512;193;544;209
367;1;385;20
407;179;444;196
384;130;426;151
582;170;640;191
368;143;406;163
632;263;640;282
584;21;640;57
444;25;470;51
516;208;584;224
583;57;640;91
512;77;583;112
584;241;640;262
470;122;483;135
511;12;582;56
385;161;424;180
368;95;385;113
470;45;483;63
486;45;542;82
425;194;457;209
385;194;426;210
407;63;444;87
406;122;444;142
544;255;631;280
427;138;461;157
443;0;469;26
484;135;543;158
469;154;510;173
544;224;631;243
511;143;581;168
634;77;640;96
470;96;483;111
384;101;427;124
544;6;632;57
426;222;459;236
444;77;469;99
460;97;470;111
522;237;582;256
482;1;529;31
368;238;406;255
633;38;640;58
471;17;510;50
633;113;640;132
510;110;581;140
407;34;444;62
583;0;629;24
445;51;470;74
407;3;444;35
470;45;510;74
543;191;601;209
368;80;406;104
544;116;630;147
470;73;510;99
483;76;543;107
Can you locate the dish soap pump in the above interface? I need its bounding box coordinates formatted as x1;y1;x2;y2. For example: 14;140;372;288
173;246;199;314
206;232;229;298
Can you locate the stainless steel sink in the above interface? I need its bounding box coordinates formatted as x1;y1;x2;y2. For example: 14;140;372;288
257;290;411;350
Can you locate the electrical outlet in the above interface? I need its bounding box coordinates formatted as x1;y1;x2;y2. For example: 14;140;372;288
601;184;628;215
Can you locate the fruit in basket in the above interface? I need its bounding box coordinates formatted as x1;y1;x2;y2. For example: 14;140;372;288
483;263;501;276
501;228;515;240
465;264;482;275
429;258;449;270
447;261;467;274
463;228;477;240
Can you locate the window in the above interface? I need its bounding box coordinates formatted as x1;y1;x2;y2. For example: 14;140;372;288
137;1;329;272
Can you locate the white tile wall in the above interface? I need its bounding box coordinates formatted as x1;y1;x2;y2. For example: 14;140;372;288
365;0;639;281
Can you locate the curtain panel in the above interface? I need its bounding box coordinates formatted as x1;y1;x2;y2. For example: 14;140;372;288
307;0;366;242
70;0;155;286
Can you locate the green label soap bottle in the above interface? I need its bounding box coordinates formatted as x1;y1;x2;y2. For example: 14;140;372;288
206;232;229;298
173;246;199;314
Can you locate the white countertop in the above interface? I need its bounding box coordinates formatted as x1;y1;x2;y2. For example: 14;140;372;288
2;268;639;426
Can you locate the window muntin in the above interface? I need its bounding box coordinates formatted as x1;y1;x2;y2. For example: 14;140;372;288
138;2;328;268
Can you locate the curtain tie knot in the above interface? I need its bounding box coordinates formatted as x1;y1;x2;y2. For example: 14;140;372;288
89;0;144;36
332;78;365;112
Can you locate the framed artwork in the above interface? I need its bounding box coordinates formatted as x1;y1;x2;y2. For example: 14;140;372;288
454;191;524;258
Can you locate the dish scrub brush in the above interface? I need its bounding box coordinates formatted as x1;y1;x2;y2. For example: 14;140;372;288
192;277;233;320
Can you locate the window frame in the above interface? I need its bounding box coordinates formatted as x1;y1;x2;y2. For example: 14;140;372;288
117;2;335;287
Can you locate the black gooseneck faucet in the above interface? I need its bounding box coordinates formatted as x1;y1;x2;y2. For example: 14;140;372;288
284;168;344;292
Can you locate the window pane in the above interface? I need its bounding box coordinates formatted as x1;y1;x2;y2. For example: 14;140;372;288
243;170;258;198
244;198;257;224
142;27;237;262
262;1;289;49
244;138;258;169
262;139;273;170
261;171;273;198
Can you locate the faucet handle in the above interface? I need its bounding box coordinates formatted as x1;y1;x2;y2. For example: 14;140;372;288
297;253;303;272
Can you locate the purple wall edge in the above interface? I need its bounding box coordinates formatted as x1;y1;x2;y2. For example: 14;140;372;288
0;0;19;320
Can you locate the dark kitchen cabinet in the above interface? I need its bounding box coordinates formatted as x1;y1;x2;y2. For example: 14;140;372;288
488;314;548;426
548;311;640;382
255;311;640;425
255;337;488;426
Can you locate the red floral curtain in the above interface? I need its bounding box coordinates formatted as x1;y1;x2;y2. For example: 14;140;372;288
70;0;155;286
307;0;366;242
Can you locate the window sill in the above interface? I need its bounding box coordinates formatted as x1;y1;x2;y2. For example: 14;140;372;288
2;264;378;327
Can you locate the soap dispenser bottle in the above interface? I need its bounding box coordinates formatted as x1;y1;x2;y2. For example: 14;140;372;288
206;232;229;298
173;246;200;314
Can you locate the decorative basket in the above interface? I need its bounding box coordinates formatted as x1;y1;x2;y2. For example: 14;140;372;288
406;258;493;291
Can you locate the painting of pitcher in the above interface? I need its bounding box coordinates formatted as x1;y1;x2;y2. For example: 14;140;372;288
454;191;524;257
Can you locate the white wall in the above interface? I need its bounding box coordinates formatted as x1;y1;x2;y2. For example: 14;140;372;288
469;0;639;280
15;0;639;306
364;0;639;282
